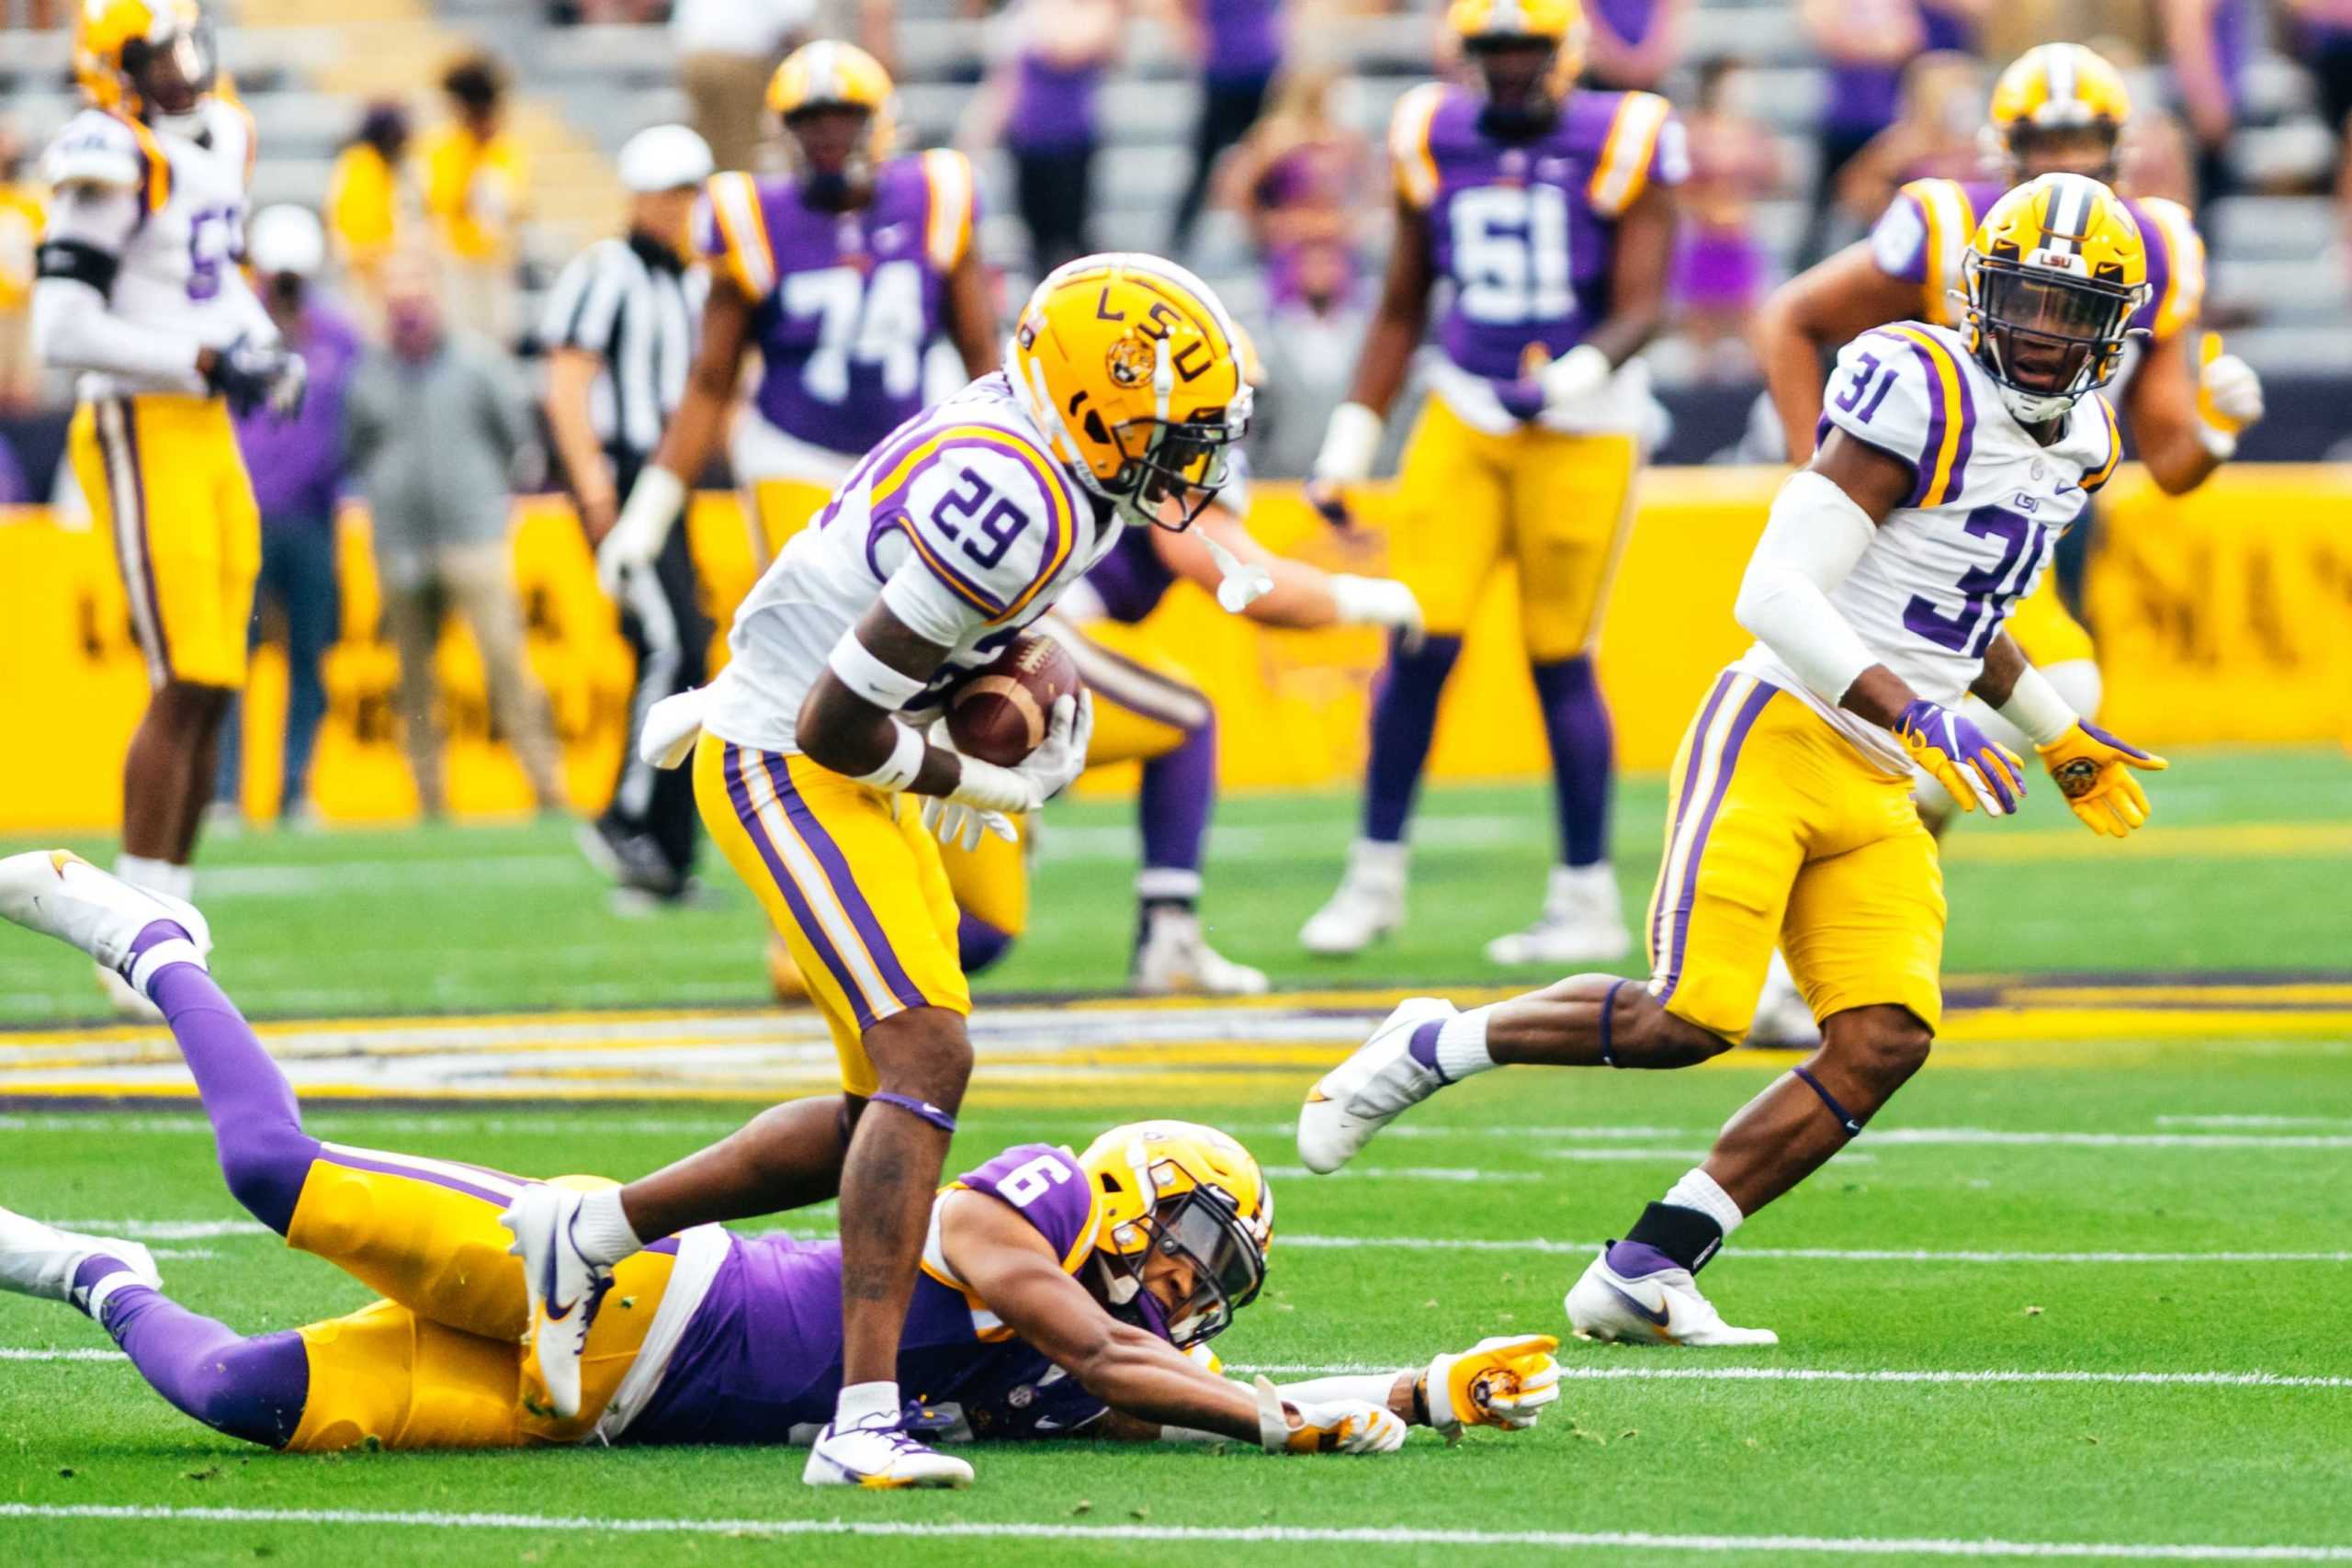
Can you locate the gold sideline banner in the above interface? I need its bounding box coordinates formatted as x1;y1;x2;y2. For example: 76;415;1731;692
2;466;2344;830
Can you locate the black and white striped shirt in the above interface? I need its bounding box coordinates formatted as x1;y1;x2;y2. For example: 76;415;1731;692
539;230;706;466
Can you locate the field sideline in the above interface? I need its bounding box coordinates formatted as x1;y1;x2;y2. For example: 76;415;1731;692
1;751;2347;1564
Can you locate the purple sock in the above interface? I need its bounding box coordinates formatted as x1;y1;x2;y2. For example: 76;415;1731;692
1138;715;1216;883
1363;635;1463;843
1532;657;1614;867
957;913;1016;976
90;1280;309;1448
142;942;321;1237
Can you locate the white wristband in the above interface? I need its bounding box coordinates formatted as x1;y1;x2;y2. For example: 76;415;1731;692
1995;662;2079;748
614;466;687;550
852;720;926;791
1328;574;1415;627
947;755;1041;814
825;633;927;711
1312;401;1384;484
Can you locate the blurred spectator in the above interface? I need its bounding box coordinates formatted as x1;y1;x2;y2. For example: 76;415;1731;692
965;0;1124;273
1584;0;1690;92
1674;58;1781;380
1166;0;1287;255
672;0;811;174
1250;240;1370;476
2161;0;2254;214
541;126;715;905
1216;63;1373;306
0;118;43;412
325;103;414;333
4;0;62;25
1797;0;1984;264
344;258;564;819
1832;51;1984;231
213;209;364;829
419;54;530;346
2292;0;2352;145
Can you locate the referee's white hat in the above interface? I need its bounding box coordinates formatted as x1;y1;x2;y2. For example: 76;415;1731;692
248;205;327;278
618;124;716;194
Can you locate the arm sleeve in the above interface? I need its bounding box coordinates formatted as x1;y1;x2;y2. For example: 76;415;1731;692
1732;469;1882;705
32;278;204;388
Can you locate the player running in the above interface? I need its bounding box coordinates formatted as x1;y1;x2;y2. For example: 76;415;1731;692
0;852;1560;1461
503;253;1254;1488
594;39;997;590
1297;175;2170;1348
1297;0;1686;968
34;0;304;1016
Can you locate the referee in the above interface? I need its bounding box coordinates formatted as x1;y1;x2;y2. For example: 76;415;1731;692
542;124;714;907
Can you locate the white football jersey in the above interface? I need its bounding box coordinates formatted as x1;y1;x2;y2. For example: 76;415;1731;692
705;371;1121;754
40;100;272;400
1737;320;2122;773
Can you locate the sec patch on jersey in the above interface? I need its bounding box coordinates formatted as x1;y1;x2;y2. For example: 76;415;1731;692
946;632;1081;765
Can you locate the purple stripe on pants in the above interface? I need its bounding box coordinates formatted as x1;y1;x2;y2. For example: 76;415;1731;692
1650;671;1736;965
1656;681;1779;1003
318;1148;514;1209
105;398;172;684
758;750;931;1016
725;744;873;1022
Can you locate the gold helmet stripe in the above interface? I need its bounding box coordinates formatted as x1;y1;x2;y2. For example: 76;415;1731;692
1587;90;1670;217
920;148;976;271
1387;82;1446;210
2044;43;2077;111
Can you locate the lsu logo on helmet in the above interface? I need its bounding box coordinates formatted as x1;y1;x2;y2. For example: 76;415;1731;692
1961;172;2147;424
1008;253;1250;531
1075;1120;1271;1348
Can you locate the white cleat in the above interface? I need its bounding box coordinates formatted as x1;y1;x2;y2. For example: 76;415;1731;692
1132;910;1269;996
1485;864;1631;966
499;1184;613;1420
1746;951;1821;1049
1299;871;1405;957
803;1417;975;1489
1566;1247;1780;1348
0;851;210;985
0;1204;160;1306
1296;997;1456;1174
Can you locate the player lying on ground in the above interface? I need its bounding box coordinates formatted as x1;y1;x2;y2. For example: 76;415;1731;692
0;852;1558;1463
1297;175;2167;1348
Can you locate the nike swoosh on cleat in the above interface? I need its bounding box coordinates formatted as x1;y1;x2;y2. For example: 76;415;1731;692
1603;1281;1672;1327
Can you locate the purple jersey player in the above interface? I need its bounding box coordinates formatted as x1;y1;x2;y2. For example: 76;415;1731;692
0;851;1563;1462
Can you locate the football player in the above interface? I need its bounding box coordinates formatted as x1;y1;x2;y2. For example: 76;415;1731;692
503;254;1253;1488
1297;0;1686;968
595;39;997;592
0;852;1559;1461
1299;176;2169;1348
1747;43;2257;1043
34;0;304;1016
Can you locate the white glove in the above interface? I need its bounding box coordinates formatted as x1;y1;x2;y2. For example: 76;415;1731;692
2197;333;2263;458
637;687;707;771
598;468;686;596
1329;574;1425;650
1254;1375;1408;1456
1009;690;1092;803
1536;343;1612;412
1422;1335;1563;1439
921;796;1020;852
926;692;1092;847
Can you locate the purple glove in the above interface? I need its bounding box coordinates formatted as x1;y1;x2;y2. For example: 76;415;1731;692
1893;698;2026;816
1495;376;1547;423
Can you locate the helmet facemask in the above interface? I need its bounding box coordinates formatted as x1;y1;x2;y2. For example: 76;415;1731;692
2002;121;2122;186
783;104;878;210
1098;1183;1267;1349
1963;253;2140;424
1465;36;1565;141
123;17;216;126
1102;333;1250;532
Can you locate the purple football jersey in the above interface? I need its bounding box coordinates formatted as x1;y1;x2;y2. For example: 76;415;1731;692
624;1142;1137;1445
1397;85;1686;382
695;152;978;458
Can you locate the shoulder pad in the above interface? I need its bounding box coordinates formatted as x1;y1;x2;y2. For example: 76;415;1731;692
876;422;1084;624
1388;82;1450;209
1586;91;1681;217
956;1144;1100;1271
1825;325;1983;510
919;148;978;271
697;171;776;298
2080;392;2124;492
44;111;148;195
2131;196;2206;342
1875;178;1977;324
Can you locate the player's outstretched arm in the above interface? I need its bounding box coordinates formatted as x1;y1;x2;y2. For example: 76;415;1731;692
2123;329;2264;496
1264;1334;1563;1439
943;1192;1403;1452
1152;508;1422;638
1971;630;2167;837
1754;242;1931;464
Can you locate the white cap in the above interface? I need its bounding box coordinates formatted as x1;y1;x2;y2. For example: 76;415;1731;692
617;124;715;194
247;205;326;278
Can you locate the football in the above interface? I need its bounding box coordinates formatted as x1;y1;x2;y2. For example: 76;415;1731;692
944;632;1082;766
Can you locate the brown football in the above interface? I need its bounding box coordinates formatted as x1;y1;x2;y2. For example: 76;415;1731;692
944;632;1082;766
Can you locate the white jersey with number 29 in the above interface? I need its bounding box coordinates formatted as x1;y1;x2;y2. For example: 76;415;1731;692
1736;321;2122;773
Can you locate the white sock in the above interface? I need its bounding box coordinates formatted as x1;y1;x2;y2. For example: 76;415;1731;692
1434;1005;1497;1080
835;1378;901;1432
1136;867;1203;904
572;1187;643;1266
114;854;173;893
1663;1168;1744;1239
81;1266;143;1325
1349;838;1408;888
1547;862;1620;912
129;938;207;999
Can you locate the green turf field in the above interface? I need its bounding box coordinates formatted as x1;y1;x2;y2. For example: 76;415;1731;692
2;748;2349;1563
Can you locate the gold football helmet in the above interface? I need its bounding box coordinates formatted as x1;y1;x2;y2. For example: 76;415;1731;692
1962;173;2149;423
76;0;216;121
1987;43;2132;177
767;39;895;188
1008;253;1250;530
1447;0;1586;136
1076;1120;1272;1348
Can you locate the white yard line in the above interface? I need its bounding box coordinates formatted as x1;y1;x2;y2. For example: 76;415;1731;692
1269;1122;2352;1150
2;1504;2346;1561
1227;1364;2352;1390
2156;1116;2352;1130
1278;1236;2352;1263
